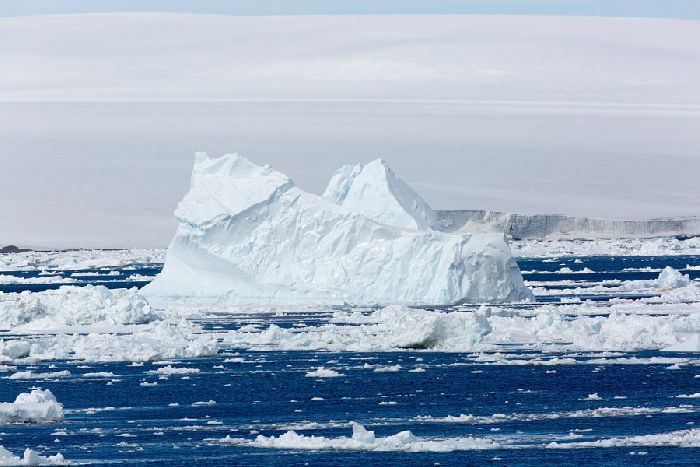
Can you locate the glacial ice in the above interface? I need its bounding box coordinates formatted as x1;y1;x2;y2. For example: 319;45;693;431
144;153;531;306
0;389;63;425
657;266;691;289
323;159;440;231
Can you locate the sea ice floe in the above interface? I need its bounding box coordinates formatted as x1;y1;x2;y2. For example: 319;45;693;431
1;320;218;363
414;406;695;425
221;303;699;353
212;422;499;452
546;429;700;448
0;389;63;424
149;365;201;376
305;367;344;378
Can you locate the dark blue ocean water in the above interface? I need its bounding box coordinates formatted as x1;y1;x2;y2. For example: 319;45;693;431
1;254;698;465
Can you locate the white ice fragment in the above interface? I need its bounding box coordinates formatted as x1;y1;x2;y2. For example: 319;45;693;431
149;365;200;376
657;267;691;289
305;367;344;378
0;389;63;425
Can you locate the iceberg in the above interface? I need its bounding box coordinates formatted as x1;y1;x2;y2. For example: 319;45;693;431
323;159;440;231
144;153;531;306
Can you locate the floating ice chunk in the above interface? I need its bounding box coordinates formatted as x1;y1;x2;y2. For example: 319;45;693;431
0;389;63;424
144;153;531;306
373;365;401;373
0;446;68;465
583;393;602;401
305;367;343;378
8;371;71;380
657;266;691;289
149;365;200;376
323;159;440;231
82;372;115;378
213;421;499;451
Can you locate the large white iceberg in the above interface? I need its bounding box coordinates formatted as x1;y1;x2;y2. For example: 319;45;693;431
144;153;531;306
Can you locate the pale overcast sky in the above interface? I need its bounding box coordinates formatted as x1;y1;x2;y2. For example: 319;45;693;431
1;0;699;20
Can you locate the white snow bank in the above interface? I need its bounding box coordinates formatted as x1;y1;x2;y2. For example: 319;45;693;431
0;286;159;331
0;389;63;424
657;266;691;289
323;159;440;231
0;446;67;466
214;422;498;452
144;153;531;306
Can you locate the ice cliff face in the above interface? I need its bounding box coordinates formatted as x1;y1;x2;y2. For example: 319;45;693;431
323;159;440;231
144;153;532;306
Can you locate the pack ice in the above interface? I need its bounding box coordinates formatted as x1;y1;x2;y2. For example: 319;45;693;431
144;153;531;306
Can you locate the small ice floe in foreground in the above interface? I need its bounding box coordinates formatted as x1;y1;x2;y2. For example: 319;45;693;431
583;393;602;401
305;367;344;378
0;389;63;424
211;422;499;452
0;446;68;466
657;267;691;289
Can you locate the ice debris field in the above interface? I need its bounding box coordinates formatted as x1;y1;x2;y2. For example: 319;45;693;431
0;156;698;465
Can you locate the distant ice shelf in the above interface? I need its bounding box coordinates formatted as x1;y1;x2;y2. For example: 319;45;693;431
437;210;700;240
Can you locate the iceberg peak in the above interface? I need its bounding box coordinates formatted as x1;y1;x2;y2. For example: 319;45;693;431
323;158;440;231
175;152;292;227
